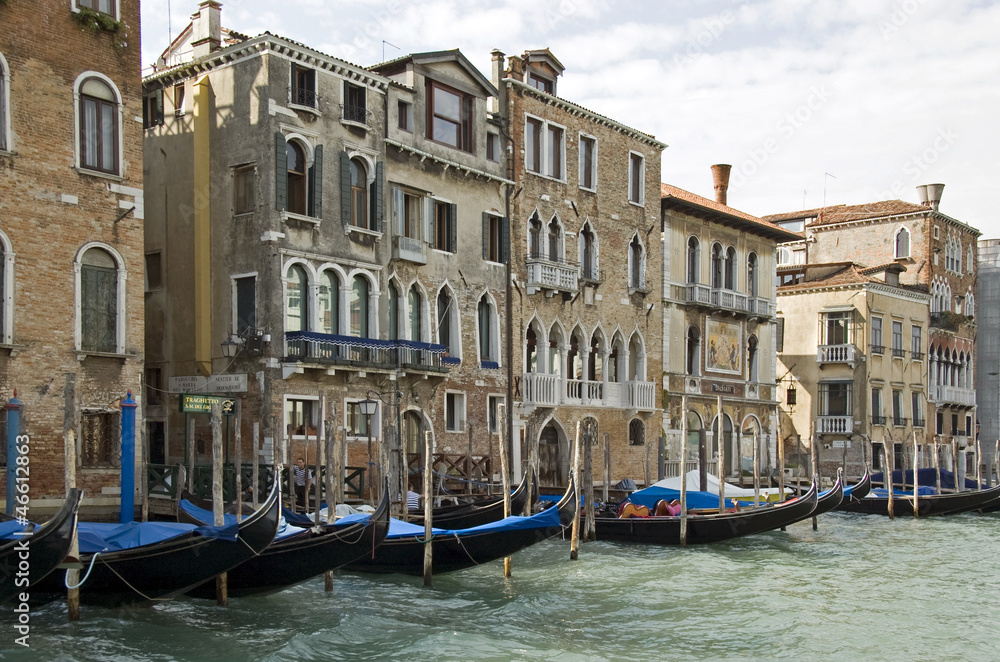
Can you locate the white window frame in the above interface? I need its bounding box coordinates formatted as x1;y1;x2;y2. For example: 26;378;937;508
524;113;566;182
0;229;14;344
74;241;127;355
288;62;319;114
344;396;380;440
578;132;598;191
487;394;504;434
284;394;323;440
894;226;910;259
231;271;258;337
628;150;645;206
476;291;501;366
445;390;467;433
72;71;125;179
0;51;11;153
72;0;120;20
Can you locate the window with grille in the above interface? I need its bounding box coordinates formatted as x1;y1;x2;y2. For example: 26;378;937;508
80;411;121;468
628;419;645;446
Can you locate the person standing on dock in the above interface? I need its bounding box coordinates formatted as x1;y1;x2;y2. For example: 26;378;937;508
293;458;313;513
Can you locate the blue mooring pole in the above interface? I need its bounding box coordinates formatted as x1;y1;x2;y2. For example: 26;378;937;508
120;391;137;523
5;391;22;516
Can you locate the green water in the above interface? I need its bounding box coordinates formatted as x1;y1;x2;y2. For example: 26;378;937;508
4;512;1000;661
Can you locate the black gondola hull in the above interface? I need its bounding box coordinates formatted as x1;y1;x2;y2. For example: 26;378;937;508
406;469;535;530
836;483;1000;516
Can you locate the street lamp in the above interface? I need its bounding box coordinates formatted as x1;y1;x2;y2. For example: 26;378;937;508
221;334;240;359
359;398;378;499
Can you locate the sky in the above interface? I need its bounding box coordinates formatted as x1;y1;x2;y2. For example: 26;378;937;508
140;0;1000;239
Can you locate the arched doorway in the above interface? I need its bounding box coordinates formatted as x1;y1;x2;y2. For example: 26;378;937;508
404;410;423;455
538;423;565;487
711;414;734;476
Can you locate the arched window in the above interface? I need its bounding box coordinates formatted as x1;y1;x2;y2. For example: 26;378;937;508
628;419;645;446
286;140;307;215
319;270;340;335
747;252;758;297
285;265;309;333
687;236;700;284
408;285;423;341
629;235;645;289
966;292;975;317
686;326;701;376
549;327;565;376
589;332;603;382
747;335;759;382
724;246;736;290
580;224;597;280
349;275;369;337
478;295;496;363
78;75;120;174
80;247;120;352
437;289;453;354
547;217;561;261
351;158;368;228
387;282;400;341
0;230;11;344
777;247;791;266
0;51;9;152
528;214;542;258
526;325;538;373
628;334;644;381
895;227;910;258
711;243;724;289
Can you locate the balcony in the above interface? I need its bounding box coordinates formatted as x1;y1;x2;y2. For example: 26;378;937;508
284;332;449;375
746;297;773;317
871;344;885;355
341;103;370;125
929;384;976;407
892;347;906;359
817;415;854;435
685;283;711;305
892;417;908;427
711;288;748;312
872;415;886;425
911;351;925;361
290;86;318;109
393;235;427;264
526;252;579;295
913;417;926;427
522;374;656;411
681;283;771;318
817;344;858;365
580;268;605;286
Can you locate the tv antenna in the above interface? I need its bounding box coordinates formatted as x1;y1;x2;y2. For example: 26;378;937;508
382;40;399;63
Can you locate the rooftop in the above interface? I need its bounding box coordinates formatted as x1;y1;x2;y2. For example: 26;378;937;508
661;184;803;243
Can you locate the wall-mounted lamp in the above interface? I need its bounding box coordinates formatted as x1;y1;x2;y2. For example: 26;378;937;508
221;335;240;359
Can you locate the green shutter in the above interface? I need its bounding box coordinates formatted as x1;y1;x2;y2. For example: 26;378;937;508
374;161;384;232
311;144;323;219
502;216;510;262
429;201;437;248
482;212;489;260
274;132;287;211
448;203;457;253
340;150;351;228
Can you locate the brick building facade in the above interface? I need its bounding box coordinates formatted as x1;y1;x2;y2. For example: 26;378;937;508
0;0;145;515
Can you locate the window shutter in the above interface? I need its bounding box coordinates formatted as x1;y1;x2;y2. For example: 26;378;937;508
311;144;323;219
776;317;785;352
429;201;437;247
274;132;287;211
155;89;164;125
340;150;351;228
502;217;510;262
374;161;384;232
482;212;489;260
448;203;457;252
392;187;403;236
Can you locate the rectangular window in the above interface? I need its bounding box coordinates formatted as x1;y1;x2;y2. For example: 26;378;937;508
819;382;852;416
286;398;318;438
579;135;596;190
77;0;115;17
936;412;944;435
344;83;367;123
488;395;504;434
526;118;542;173
80;410;121;467
529;72;553;94
173;83;186;116
346;400;378;437
142;90;163;129
892;390;904;426
871;388;883;424
144;368;162;407
291;64;317;108
486;214;503;262
546;124;563;178
871;316;883;354
911;325;922;359
397;99;412;131
392;187;423;239
144;252;162;291
433;201;455;252
427;80;473;152
445;392;466;432
233;164;255;214
80;94;118;174
487;133;499;162
912;392;924;426
822;311;852;345
629;151;645;204
891;321;904;357
235;275;256;335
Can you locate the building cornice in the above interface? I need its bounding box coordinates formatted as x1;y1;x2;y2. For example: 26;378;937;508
810;209;980;237
385;139;513;186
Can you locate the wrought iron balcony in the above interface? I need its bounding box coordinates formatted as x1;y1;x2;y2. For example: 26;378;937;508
871;344;885;355
341;103;369;124
871;415;887;425
892;347;907;359
290;86;319;109
284;332;449;374
911;351;925;361
913;417;926;427
892;417;908;427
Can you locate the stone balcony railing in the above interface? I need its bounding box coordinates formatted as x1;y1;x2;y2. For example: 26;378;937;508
817;343;858;365
929;385;976;407
817;415;854;434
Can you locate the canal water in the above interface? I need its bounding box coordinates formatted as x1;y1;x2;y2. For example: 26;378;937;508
4;511;1000;661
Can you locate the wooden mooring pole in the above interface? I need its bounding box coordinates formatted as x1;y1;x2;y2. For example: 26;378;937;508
211;401;227;606
252;421;260;511
912;432;919;518
680;395;689;547
753;430;760;507
234;401;242;522
570;421;582;560
717;396;725;511
886;442;895;520
499;405;512;577
423;430;433;587
583;428;595;542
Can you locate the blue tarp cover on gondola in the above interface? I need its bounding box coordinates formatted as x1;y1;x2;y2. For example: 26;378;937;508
385;500;562;540
619;487;725;510
179;500;370;541
870;487;938;498
75;519;239;554
871;468;984;490
0;520;31;539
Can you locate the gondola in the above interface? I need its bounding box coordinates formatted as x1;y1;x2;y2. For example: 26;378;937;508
31;482;280;606
835;481;1000;516
179;485;391;598
0;489;82;604
404;468;536;529
808;470;844;517
594;479;818;545
346;477;577;576
839;465;872;504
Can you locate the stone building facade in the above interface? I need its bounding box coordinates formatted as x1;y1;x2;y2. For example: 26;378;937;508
661;170;801;481
976;239;1000;464
0;0;145;514
492;50;666;487
766;185;980;470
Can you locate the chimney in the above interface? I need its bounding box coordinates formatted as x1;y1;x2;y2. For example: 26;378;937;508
924;183;945;211
191;1;223;59
915;184;929;206
506;54;524;82
491;50;505;89
711;164;732;206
